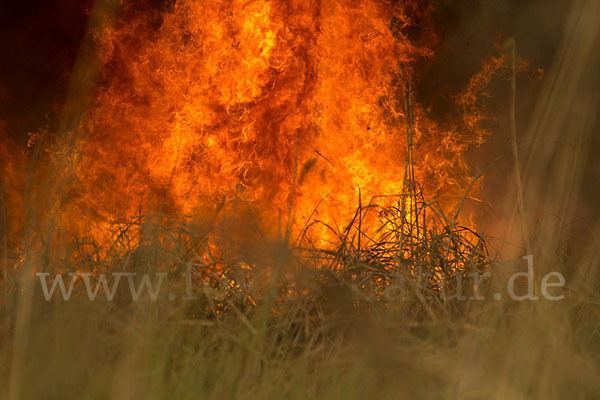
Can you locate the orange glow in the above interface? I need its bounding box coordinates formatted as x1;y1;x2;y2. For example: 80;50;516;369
0;124;25;246
54;0;488;247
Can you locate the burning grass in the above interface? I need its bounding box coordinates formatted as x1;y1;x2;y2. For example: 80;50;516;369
2;0;600;398
1;191;599;399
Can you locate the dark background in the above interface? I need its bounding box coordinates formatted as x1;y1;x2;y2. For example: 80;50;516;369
0;0;93;142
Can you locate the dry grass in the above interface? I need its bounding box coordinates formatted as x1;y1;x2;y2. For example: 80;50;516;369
1;0;600;399
1;200;599;399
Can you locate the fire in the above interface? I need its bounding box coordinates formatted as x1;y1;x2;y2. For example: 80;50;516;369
0;125;25;248
52;0;487;247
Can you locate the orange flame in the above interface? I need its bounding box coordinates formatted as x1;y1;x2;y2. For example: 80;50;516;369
58;0;487;245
